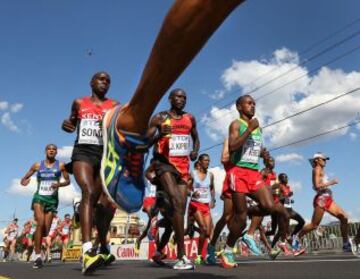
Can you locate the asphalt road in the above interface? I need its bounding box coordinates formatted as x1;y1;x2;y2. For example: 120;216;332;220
1;253;359;279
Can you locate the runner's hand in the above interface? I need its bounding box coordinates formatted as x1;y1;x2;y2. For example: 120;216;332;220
62;119;76;133
190;151;198;161
330;178;339;185
192;191;200;199
160;124;171;136
20;178;31;186
248;118;259;132
51;183;60;190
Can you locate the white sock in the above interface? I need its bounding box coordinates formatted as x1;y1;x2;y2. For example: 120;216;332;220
245;233;254;238
35;253;41;260
82;242;93;256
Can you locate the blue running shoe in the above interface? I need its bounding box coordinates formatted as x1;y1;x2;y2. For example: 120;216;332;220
292;238;300;251
101;105;149;213
206;244;216;265
241;234;261;256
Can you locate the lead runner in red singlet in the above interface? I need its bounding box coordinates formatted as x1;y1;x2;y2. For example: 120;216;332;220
146;89;200;270
61;72;118;274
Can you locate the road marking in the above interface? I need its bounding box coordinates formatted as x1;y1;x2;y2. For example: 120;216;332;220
236;258;360;264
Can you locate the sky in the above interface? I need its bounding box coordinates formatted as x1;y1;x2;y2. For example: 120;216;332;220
1;0;360;231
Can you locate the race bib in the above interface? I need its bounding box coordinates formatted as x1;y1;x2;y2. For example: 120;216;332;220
284;197;292;208
78;118;103;145
62;226;70;235
169;135;191;156
241;138;261;164
39;180;56;196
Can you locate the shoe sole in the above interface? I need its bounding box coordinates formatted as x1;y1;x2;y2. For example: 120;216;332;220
100;107;119;207
294;249;305;257
82;257;105;275
242;239;261;256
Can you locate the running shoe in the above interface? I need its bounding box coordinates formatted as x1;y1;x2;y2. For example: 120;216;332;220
100;253;116;266
33;257;43;269
173;255;195;270
194;255;204;265
101;105;149;213
277;242;292;256
241;234;261;256
82;250;105;275
152;251;167;266
349;238;360;257
343;241;352;253
206;244;217;265
268;248;281;260
293;242;306;257
219;250;237;268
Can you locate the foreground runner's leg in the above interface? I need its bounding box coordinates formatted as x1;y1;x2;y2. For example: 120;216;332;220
101;0;245;209
206;197;233;264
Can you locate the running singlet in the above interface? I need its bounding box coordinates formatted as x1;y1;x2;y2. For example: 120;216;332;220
61;222;71;235
145;179;157;198
191;170;211;204
155;112;194;171
280;184;293;208
8;225;18;240
230;119;262;170
313;174;333;196
264;172;277;186
76;96;115;146
28;222;37;236
36;160;61;196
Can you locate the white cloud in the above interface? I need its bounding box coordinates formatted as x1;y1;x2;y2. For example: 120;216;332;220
0;101;8;110
210;90;225;100
10;103;23;113
275;153;304;164
7;177;80;205
289;180;302;193
349;132;357;141
202;48;360;149
1;112;20;132
209;166;226;195
57;146;73;160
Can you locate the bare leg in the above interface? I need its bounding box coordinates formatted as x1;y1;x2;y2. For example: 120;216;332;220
226;193;247;248
210;198;233;247
116;0;245;134
159;172;188;259
327;202;349;242
299;206;325;239
33;204;46;255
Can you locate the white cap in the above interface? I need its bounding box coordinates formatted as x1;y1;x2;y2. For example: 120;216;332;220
312;152;330;160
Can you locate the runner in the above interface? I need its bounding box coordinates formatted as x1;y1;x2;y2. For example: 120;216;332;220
4;218;19;261
58;214;72;261
20;143;70;268
188;154;215;265
294;152;351;255
135;178;158;254
22;219;37;262
144;88;200;270
45;212;60;262
61;71;118;274
100;0;245;214
206;138;234;264
272;173;305;251
219;95;289;268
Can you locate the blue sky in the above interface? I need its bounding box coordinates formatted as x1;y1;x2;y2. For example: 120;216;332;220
1;0;360;229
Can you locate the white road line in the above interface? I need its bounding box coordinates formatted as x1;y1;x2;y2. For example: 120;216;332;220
236;258;360;264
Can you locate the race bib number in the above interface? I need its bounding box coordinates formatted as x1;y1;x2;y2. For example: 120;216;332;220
78;118;103;145
241;138;261;164
169;135;191;156
39;180;56;196
198;188;209;200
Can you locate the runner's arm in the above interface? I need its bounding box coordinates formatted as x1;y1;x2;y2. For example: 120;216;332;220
20;163;40;186
62;99;80;133
312;167;338;190
228;120;250;152
210;172;216;208
220;138;229;165
190;115;200;161
145;113;163;147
